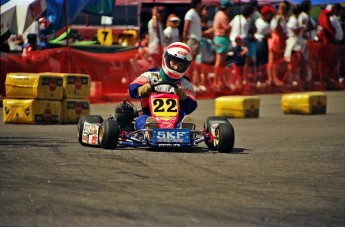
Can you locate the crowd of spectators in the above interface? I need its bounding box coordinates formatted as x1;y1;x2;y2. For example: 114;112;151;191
138;0;345;92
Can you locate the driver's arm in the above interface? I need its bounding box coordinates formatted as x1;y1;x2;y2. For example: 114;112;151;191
129;73;151;99
177;79;198;114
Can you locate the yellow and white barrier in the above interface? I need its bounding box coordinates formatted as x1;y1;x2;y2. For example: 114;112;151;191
61;99;90;124
281;92;327;114
3;99;61;124
215;96;260;118
44;72;90;99
5;73;63;100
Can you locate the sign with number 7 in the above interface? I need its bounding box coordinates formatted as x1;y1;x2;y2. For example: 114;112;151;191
97;28;113;46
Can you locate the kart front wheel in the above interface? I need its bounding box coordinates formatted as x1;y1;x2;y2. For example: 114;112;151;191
99;119;120;149
215;123;235;153
204;116;230;149
78;115;103;145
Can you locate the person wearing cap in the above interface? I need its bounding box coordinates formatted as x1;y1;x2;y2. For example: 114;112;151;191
254;5;276;83
212;0;232;90
164;14;181;46
316;4;336;43
148;6;166;68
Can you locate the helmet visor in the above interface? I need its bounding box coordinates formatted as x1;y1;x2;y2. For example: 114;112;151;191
165;53;191;73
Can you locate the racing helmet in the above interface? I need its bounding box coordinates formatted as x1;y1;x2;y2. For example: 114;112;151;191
161;42;193;81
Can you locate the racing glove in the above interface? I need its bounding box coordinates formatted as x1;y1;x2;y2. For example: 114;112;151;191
175;87;188;101
138;83;152;97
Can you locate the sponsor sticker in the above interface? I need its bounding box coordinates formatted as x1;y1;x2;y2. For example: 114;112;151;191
153;128;190;143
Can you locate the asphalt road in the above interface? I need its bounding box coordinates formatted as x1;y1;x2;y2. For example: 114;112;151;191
0;91;344;226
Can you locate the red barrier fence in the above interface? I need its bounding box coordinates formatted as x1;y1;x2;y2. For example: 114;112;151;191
1;42;344;104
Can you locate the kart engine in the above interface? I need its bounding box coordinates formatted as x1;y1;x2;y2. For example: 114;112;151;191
114;99;137;131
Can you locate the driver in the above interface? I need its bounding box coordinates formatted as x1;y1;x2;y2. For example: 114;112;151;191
129;42;198;130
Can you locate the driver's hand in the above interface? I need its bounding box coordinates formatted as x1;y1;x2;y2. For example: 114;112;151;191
175;87;188;101
138;83;152;97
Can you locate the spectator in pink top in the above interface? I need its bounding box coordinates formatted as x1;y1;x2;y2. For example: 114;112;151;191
212;0;233;89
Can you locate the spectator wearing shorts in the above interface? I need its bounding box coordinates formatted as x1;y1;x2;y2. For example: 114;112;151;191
267;1;290;86
183;0;203;90
212;0;233;90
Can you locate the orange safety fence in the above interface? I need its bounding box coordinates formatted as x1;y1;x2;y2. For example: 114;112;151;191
1;42;344;104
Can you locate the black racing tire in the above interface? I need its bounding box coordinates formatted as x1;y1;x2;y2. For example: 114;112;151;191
204;116;230;149
215;123;235;153
99;119;120;149
78;115;103;145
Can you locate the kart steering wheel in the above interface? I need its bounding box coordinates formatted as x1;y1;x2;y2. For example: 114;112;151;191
151;81;178;93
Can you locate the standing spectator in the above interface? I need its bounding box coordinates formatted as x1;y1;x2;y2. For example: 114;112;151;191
330;4;345;85
246;1;260;83
255;5;276;83
183;0;203;55
298;0;314;85
232;36;249;85
330;4;344;43
267;0;290;86
212;0;232;89
298;0;316;40
148;6;165;68
229;4;254;48
283;4;305;87
316;4;336;43
22;33;38;57
164;14;181;46
229;4;255;83
200;4;213;39
182;0;203;90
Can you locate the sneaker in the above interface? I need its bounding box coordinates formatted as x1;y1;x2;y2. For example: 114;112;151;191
145;117;158;140
180;115;195;130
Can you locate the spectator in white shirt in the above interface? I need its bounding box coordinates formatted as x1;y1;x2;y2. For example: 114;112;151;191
255;5;276;82
164;14;181;46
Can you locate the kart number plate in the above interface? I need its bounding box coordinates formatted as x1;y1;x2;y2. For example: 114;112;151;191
151;98;179;117
153;128;190;143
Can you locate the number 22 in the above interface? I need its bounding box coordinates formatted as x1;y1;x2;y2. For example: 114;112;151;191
153;99;177;112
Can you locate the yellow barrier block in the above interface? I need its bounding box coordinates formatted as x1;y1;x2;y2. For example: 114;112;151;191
281;92;327;114
61;99;90;124
43;72;91;99
3;99;61;124
215;96;260;118
5;73;63;100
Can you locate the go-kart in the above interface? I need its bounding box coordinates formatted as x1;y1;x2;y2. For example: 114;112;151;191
78;81;235;152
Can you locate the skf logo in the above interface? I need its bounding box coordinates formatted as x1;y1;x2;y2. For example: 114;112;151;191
177;51;187;56
157;131;187;139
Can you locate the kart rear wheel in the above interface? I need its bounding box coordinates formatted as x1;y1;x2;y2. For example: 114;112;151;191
99;119;120;149
204;116;230;149
215;123;235;153
78;115;103;145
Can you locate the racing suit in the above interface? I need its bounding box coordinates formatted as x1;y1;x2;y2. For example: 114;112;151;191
129;68;198;129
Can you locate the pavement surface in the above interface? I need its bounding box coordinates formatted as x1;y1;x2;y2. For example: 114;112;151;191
0;91;344;226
